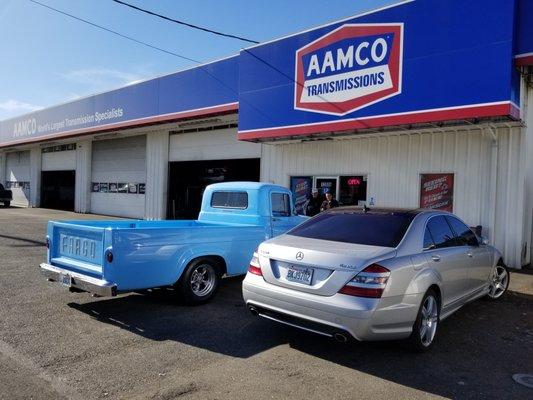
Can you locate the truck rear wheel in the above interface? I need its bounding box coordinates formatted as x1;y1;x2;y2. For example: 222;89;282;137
176;258;220;305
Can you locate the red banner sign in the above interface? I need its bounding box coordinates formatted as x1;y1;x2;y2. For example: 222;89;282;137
420;173;454;212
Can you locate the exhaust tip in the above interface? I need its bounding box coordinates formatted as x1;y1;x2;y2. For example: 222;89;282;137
333;333;348;343
248;305;259;317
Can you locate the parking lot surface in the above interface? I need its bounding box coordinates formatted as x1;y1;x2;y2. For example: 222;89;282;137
0;207;532;400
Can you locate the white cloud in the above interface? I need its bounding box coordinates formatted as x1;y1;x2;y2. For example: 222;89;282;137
0;99;42;117
63;68;144;87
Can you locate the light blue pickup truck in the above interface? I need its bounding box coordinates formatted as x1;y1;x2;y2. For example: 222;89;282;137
40;182;306;304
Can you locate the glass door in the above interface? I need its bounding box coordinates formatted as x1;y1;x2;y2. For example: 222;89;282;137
314;177;338;199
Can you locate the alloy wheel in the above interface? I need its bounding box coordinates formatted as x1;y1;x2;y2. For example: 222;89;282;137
190;264;216;296
420;295;438;347
488;265;508;299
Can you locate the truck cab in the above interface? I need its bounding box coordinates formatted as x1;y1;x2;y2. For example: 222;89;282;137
198;182;304;237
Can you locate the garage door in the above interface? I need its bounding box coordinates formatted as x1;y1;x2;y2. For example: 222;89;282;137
91;135;146;218
5;151;30;207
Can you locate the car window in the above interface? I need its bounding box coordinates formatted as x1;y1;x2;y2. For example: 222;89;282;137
211;191;248;209
0;183;4;191
423;227;435;249
271;193;291;217
288;211;413;247
426;216;456;249
446;216;479;246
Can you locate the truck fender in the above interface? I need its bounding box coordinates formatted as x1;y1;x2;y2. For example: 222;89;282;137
173;245;229;285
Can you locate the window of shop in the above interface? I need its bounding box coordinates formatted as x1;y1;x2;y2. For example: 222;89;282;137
315;177;338;197
290;176;313;215
289;175;368;214
339;175;367;206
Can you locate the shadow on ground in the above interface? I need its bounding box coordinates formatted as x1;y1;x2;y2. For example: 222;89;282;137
68;276;533;399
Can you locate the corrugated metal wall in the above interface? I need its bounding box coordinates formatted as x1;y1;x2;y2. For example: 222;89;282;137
5;151;30;206
261;126;527;268
145;131;169;220
169;127;261;162
493;127;527;269
41;150;76;171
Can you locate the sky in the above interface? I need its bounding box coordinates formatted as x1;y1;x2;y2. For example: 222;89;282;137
0;0;399;121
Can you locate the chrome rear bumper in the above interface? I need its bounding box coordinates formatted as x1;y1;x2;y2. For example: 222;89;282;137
39;263;117;297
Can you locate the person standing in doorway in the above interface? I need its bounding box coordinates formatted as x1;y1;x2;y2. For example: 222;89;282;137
320;191;339;211
305;188;321;217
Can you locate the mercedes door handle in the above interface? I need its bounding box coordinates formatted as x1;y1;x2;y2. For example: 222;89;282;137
431;255;441;262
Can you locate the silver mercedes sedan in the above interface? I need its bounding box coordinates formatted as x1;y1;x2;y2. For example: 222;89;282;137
242;208;509;351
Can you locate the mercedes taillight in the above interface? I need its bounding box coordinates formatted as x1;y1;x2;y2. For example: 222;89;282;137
339;264;390;298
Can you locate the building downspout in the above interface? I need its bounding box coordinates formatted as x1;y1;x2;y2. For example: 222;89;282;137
486;124;499;248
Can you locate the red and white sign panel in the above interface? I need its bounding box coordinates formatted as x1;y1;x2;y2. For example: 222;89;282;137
294;23;403;116
420;173;454;212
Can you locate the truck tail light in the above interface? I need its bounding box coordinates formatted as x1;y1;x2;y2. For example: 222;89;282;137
248;252;262;276
339;264;390;298
45;238;50;249
106;250;114;263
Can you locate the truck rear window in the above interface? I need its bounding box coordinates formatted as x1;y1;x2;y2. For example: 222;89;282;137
211;191;248;209
287;211;413;247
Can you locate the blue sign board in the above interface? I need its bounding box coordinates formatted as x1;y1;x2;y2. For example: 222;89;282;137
516;0;533;66
1;0;530;148
0;56;239;148
237;0;521;140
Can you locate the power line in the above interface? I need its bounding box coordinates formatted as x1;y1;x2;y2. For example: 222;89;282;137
27;0;376;135
26;0;274;123
111;0;259;44
28;0;201;63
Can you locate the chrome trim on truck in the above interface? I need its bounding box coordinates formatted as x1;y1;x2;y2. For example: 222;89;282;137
39;263;117;297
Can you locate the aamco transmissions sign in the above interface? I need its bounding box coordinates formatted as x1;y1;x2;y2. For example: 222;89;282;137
295;23;403;115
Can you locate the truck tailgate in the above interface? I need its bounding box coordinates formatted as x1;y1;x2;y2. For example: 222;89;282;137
49;222;106;277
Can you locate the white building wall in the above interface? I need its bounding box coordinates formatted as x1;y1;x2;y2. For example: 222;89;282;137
261;126;526;268
75;140;92;213
0;153;5;186
493;127;527;268
29;147;41;207
521;82;533;267
5;151;30;206
145;131;169;220
169;127;261;162
91;135;146;218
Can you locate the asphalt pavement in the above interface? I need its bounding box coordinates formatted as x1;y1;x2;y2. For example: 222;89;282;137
0;206;532;399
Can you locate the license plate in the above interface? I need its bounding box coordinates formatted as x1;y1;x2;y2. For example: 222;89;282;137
286;265;314;285
58;273;72;287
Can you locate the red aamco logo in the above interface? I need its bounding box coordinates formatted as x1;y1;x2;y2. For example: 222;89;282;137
294;23;403;116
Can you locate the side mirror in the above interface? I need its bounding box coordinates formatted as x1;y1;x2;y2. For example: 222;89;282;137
480;236;489;245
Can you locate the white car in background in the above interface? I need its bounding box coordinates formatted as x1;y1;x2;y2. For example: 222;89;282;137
242;208;509;351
